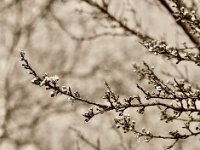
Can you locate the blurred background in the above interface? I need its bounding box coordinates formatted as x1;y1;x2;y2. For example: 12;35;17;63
0;0;200;149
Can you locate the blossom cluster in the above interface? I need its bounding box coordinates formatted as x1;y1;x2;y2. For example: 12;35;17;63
174;6;200;38
142;39;200;65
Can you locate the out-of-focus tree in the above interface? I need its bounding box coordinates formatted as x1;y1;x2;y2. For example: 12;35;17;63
0;0;148;149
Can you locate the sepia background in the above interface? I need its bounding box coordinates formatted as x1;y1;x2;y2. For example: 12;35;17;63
0;0;200;149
